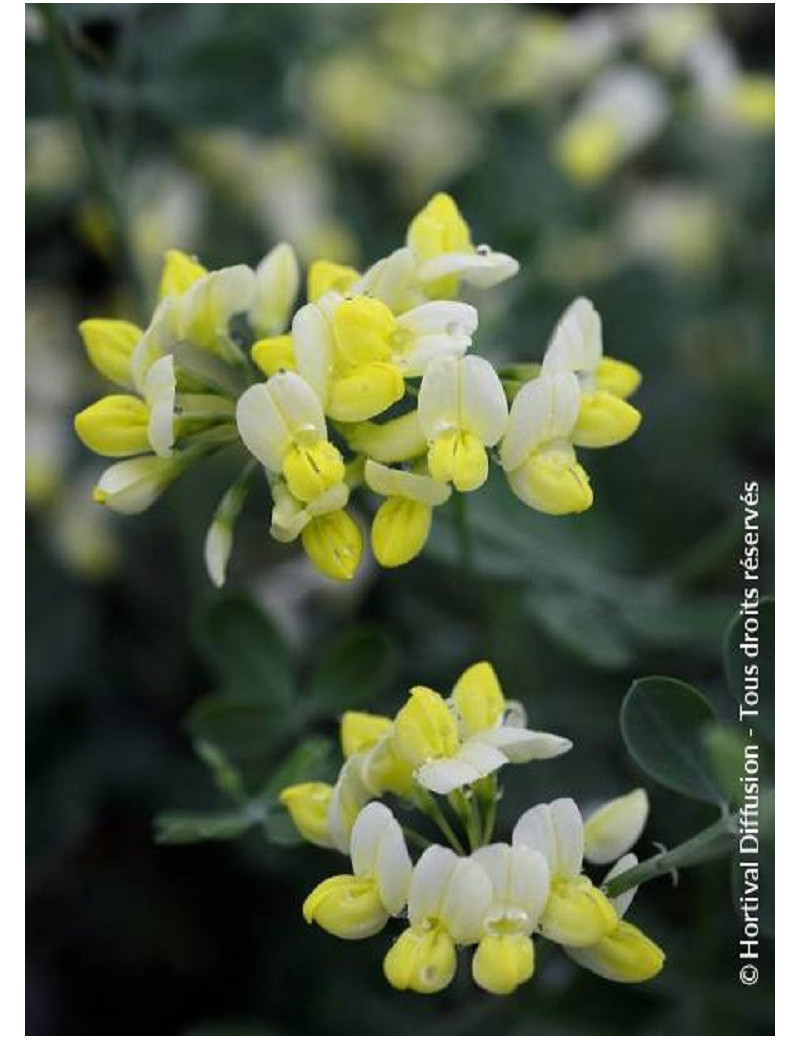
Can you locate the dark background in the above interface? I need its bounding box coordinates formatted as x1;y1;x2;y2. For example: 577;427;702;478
27;5;774;1034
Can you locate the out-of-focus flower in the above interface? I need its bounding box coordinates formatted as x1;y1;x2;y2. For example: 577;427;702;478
555;66;669;186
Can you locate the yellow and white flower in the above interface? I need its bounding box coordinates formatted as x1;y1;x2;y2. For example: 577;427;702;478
384;845;492;993
303;802;412;940
512;797;618;948
471;842;550;995
541;296;641;447
292;292;477;422
236;371;346;504
406;192;519;296
564;853;665;983
418;355;509;492
392;665;571;795
499;370;593;514
364;459;451;568
91;454;186;515
269;479;362;583
249;242;300;338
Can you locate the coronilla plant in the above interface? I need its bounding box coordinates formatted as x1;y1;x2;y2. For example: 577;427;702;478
73;193;642;584
280;661;662;996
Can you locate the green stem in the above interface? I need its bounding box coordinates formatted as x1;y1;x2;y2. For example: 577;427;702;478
478;777;498;845
41;4;147;318
449;790;481;852
402;826;432;852
416;791;466;856
604;812;738;898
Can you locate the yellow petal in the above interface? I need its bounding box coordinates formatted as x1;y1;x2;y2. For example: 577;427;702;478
332;296;395;368
302;875;388;940
408;193;472;259
472;933;535;996
363;736;416;797
556;118;624;186
571;391;641;449
539;875;618;948
567;920;665;983
279;782;334;848
327;362;405;423
507;447;593;514
428;430;489;492
74;395;151;457
78;318;142;389
282;440;346;503
308;259;360;302
252;335;296;377
340;711;393;758
301;509;362;582
595;357;642;399
371;496;432;568
159;249;207;299
394;685;459;767
584;789;649;865
451;661;505;736
384;925;457;994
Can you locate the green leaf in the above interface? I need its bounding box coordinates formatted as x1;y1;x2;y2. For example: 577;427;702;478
193;739;245;801
186;693;289;788
621;677;726;804
704;723;749;806
262;805;305;847
193;594;294;704
724;597;774;742
154;807;254;845
304;626;399;719
260;737;336;801
525;588;635;670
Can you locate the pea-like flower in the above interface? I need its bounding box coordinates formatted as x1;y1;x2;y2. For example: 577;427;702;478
393;662;572;794
303;803;412;940
418;355;509;492
364;460;451;568
384;846;492;993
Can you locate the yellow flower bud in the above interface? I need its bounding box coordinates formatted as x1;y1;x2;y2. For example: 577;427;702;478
584;789;649;865
571;391;641;449
251;335;295;377
394;686;459;767
408;193;472;260
302;875;388;940
343;411;427;464
427;430;489;492
332;297;395;367
472;933;535;996
92;455;182;515
159;249;208;299
78;319;142;388
371;497;432;568
362;737;416;797
595;357;642;400
279;782;334;847
282;440;346;503
384;924;457;994
301;509;363;582
74;395;151;457
556;118;623;186
539;875;618;948
567;921;665;983
308;259;360;302
340;712;392;758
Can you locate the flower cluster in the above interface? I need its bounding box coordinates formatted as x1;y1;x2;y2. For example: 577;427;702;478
279;661;662;995
73;193;642;584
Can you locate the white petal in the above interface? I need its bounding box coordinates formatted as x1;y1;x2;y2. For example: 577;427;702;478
541;297;602;376
499;371;580;472
456;739;508;776
416;757;480;795
418;356;459;438
292;302;334;405
584;789;649;866
459;355;509;445
396;301;478;339
131;298;176;394
350;803;413;912
144;354;176;457
204;519;232;588
417;250;519;289
327;755;373;854
472;843;550;933
364;460;451;507
603;853;639;919
94;456;176;515
513;798;584;878
353;247;424;313
269;480;309;542
265;371;327;439
479;726;573;763
251;242;300;335
306;482;350;516
408;846;492;944
236;384;291;471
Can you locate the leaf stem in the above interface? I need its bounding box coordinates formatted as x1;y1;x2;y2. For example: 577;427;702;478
603;811;738;898
402;826;432;852
41;4;147;318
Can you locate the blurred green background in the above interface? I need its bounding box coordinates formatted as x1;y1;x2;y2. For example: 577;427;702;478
26;4;774;1035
